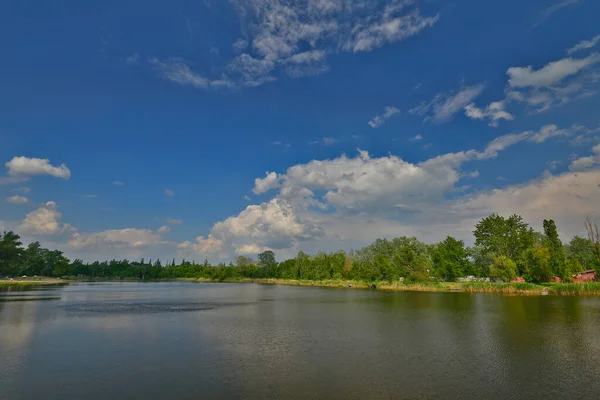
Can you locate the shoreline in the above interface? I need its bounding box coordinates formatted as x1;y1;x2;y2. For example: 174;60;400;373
3;277;600;295
174;278;600;296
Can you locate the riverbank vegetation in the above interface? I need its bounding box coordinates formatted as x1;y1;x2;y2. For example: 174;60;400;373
1;214;600;294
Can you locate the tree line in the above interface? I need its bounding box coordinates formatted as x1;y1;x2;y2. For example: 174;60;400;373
1;214;600;283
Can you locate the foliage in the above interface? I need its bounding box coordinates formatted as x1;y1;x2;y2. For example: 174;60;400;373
0;213;598;285
489;255;518;282
431;236;469;281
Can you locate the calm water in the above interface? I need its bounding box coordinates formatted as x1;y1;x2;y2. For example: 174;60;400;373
2;282;600;399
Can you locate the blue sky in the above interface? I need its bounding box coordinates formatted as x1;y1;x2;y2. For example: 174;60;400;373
1;0;599;262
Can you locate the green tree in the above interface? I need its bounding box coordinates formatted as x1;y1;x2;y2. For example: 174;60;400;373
0;231;24;276
524;243;552;282
542;219;567;280
473;214;534;275
567;236;597;271
432;236;469;281
489;255;518;282
235;256;254;267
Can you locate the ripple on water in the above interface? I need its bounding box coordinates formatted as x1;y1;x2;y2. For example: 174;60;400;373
61;301;252;316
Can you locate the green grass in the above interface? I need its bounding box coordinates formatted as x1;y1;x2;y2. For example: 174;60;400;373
548;282;600;295
185;278;600;295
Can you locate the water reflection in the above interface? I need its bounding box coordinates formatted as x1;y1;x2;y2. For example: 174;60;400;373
2;283;600;399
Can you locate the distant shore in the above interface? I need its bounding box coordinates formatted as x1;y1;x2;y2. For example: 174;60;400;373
4;277;600;295
0;278;67;286
175;277;600;296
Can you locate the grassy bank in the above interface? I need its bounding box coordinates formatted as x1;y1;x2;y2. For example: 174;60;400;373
0;278;67;287
180;277;600;295
6;276;600;295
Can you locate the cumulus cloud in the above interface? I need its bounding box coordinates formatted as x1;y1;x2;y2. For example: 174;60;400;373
410;134;423;141
68;229;166;251
368;106;400;128
1;157;71;184
410;84;485;123
5;195;28;204
253;171;280;194
567;34;600;55
569;144;600;171
179;122;593;260
465;101;514;127
157;225;171;234
18;202;73;236
180;198;324;256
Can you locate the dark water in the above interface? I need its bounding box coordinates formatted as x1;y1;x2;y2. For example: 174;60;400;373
2;282;600;399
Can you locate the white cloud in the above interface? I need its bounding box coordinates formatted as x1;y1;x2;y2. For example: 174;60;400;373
368;106;400;128
1;156;71;184
346;7;439;53
165;189;175;197
567;35;600;55
410;84;485;123
126;53;140;65
11;186;31;193
112;181;125;186
178;234;225;255
233;38;249;52
465;101;514;127
5;195;28;204
181;123;594;260
253;171;280;194
166;218;183;225
410;134;423;141
235;243;273;255
286;50;326;64
157;225;171;234
157;0;439;88
150;58;234;89
501;48;600;113
244;195;252;201
507;53;600;88
569;144;600;171
308;137;339;146
533;0;579;28
528;124;569;143
68;229;166;250
18;202;73;236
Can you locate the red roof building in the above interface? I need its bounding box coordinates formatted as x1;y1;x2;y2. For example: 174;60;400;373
572;270;596;282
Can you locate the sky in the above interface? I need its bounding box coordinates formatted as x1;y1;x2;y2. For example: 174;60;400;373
1;0;600;263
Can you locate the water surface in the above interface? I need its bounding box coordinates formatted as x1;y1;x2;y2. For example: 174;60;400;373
2;282;600;399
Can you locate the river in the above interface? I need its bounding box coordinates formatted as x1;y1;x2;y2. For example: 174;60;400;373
1;282;600;399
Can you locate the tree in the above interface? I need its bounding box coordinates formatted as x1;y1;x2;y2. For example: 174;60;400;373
524;243;552;282
473;214;534;274
0;231;24;276
585;217;600;273
567;236;597;272
257;250;276;268
542;219;567;280
432;236;469;281
489;255;518;282
235;256;254;267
